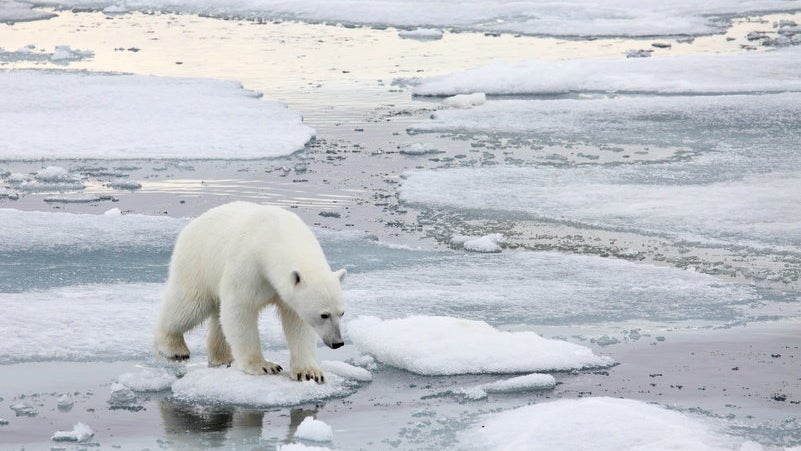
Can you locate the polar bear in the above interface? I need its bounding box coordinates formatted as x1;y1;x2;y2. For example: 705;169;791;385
154;201;346;383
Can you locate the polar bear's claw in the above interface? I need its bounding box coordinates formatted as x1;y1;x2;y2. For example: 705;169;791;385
291;367;326;384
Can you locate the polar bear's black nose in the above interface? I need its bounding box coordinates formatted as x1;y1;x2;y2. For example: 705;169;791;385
331;342;344;349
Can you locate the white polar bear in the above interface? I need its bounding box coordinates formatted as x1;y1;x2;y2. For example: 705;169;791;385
154;201;346;383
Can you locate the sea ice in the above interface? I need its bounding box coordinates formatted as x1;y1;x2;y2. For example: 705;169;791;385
442;92;486;109
21;0;801;37
171;366;357;407
34;166;75;182
398;143;442;155
413;46;801;96
450;233;502;253
0;1;56;22
56;394;75;410
462;397;754;450
279;444;331;451
0;45;92;65
51;422;94;443
320;360;373;382
0;71;314;159
347;316;613;375
109;382;137;405
117;367;178;391
295;417;334;442
10;403;37;417
457;373;556;400
398;28;443;40
401;166;801;250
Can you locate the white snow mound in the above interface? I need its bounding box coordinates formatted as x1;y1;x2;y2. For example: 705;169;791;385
171;366;356;406
463;397;757;450
295;417;334;442
347;316;613;375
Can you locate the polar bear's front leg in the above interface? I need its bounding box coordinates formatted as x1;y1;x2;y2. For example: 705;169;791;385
219;292;282;376
278;303;325;383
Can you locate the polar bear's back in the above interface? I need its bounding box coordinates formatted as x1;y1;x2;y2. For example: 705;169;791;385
167;201;329;298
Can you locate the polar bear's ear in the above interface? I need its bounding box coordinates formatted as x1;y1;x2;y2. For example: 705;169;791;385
334;268;347;283
292;270;302;286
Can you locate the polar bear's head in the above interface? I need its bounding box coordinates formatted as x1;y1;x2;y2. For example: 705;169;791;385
288;268;347;349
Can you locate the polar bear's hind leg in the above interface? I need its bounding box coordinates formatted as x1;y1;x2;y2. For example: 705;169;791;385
154;285;212;361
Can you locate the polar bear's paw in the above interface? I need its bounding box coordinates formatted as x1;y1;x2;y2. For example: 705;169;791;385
155;331;190;361
239;359;283;376
291;366;326;384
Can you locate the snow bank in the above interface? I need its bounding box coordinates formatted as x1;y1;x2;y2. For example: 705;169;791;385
463;397;754;450
295;417;334;442
347;316;613;375
458;373;556;400
401;166;801;251
24;0;801;37
171;366;356;406
51;422;94;442
413;47;801;96
0;71;314;159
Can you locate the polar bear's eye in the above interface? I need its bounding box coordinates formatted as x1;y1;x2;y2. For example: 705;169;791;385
320;313;330;319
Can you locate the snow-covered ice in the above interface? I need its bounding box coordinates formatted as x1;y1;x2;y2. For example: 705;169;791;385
0;1;56;22
442;92;486;109
398;28;443;40
413;46;801;96
0;45;92;65
320;360;373;382
117;367;178;391
21;0;801;37
0;71;314;159
462;397;756;450
171;366;357;407
109;382;137;405
295;417;334;442
450;233;502;253
457;373;556;400
51;422;94;442
347;316;613;375
401;167;801;251
399;143;442;155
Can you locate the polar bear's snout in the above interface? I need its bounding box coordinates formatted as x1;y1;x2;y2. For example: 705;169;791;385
317;316;345;350
331;341;344;349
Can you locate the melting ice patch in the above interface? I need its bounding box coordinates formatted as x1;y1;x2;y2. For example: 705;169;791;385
23;0;801;37
171;366;358;407
345;251;762;325
0;71;314;159
117;367;179;391
456;373;556;400
462;397;757;450
0;1;56;22
401;167;801;251
413;47;801;96
347;316;613;375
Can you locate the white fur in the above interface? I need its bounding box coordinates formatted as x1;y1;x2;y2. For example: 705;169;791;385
154;201;346;383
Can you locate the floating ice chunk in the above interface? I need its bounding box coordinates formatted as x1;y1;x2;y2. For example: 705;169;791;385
348;354;377;370
43;193;114;203
50;45;94;64
462;397;751;450
171;366;357;407
10;403;37;417
443;92;486;109
108;180;142;190
57;394;74;410
0;418;8;425
0;71;314;159
109;382;137;405
7;173;28;184
0;1;56;23
117;367;178;392
51;422;94;443
35;166;73;182
413;46;801;96
348;316;613;375
295;417;334;442
320;360;373;382
457;373;556;400
103;207;122;216
451;233;502;253
398;28;443;40
18;180;85;193
399;143;442;155
625;48;653;58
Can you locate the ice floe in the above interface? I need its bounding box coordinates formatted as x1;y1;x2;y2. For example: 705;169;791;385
171;366;358;407
398;28;443;40
347;316;613;375
320;360;373;382
295;417;334;442
442;92;486;109
449;233;503;253
0;1;56;22
401;167;801;251
51;422;94;442
462;397;757;450
413;47;801;96
0;44;93;65
22;0;801;37
117;367;179;391
398;143;442;155
0;71;314;159
456;373;556;400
